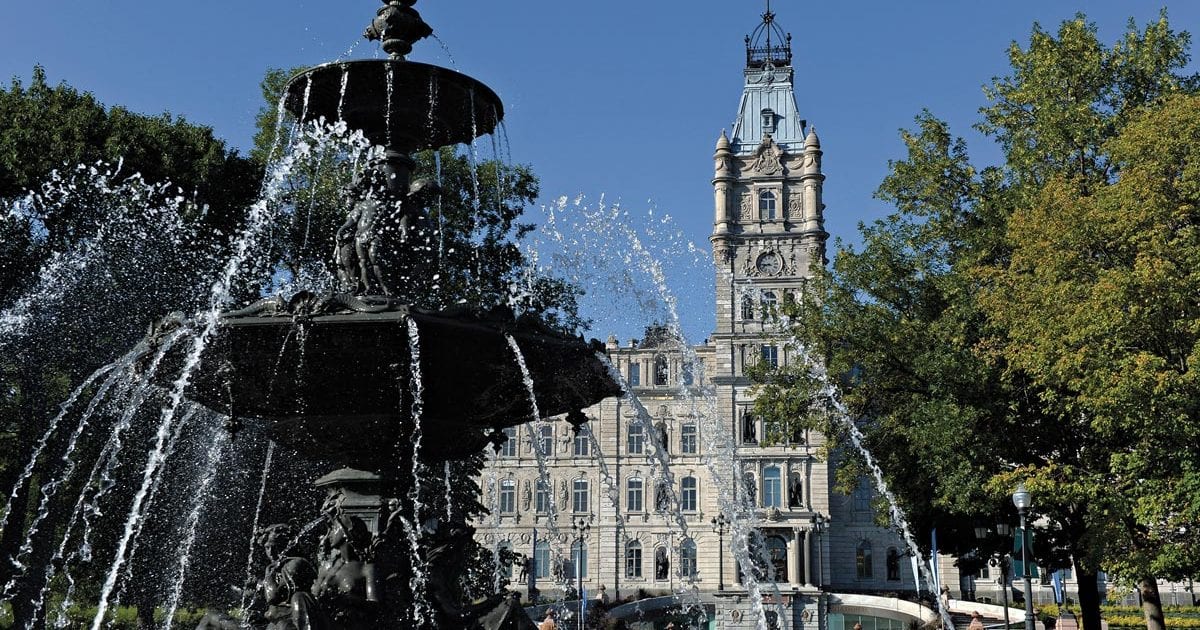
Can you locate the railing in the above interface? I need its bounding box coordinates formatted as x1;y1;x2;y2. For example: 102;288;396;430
747;44;793;67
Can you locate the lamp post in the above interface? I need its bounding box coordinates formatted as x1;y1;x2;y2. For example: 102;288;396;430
572;515;592;630
712;514;730;591
1012;484;1035;630
812;513;827;588
975;524;1014;630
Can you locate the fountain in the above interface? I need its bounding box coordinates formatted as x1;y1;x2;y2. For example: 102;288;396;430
120;2;623;628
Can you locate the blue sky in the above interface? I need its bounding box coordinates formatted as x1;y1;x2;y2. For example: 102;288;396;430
2;2;1198;343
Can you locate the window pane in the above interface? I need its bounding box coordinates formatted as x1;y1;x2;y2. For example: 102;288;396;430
537;425;553;456
573;479;589;513
761;345;778;368
536;480;551;513
627;478;643;512
681;477;698;512
501;426;517;457
535;542;551;579
764;467;781;508
500;480;516;513
654;356;669;386
681;539;698;578
573;429;590;457
571;543;588;579
626;541;642;578
627;425;644;454
681;424;697;454
628;363;640;386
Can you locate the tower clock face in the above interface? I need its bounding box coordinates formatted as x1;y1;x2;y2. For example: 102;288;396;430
756;251;782;275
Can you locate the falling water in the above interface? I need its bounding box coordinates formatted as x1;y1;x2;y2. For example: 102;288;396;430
402;316;430;625
443;461;454;521
430;35;458;70
2;355;139;599
49;330;189;627
385;64;395;146
0;359;119;542
337;64;350;121
162;423;232;629
241;440;276;613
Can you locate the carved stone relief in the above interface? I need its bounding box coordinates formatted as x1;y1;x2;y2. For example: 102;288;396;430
787;194;803;221
750;136;784;176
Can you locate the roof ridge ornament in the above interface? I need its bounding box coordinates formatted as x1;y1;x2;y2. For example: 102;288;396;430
745;0;793;69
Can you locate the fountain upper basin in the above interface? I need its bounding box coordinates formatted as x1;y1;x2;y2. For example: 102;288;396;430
285;59;504;153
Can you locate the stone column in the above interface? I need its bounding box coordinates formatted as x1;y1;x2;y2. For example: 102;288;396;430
787;529;800;585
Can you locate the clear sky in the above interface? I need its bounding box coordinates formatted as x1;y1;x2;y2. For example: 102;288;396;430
2;2;1198;343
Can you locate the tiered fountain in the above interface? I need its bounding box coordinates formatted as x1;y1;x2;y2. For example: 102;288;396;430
140;2;624;628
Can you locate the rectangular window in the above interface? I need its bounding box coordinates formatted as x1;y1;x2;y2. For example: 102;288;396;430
573;429;590;457
572;479;589;513
535;544;551;579
763;468;782;508
761;344;778;369
626;478;644;512
537;425;553;456
627;425;644;455
681;477;698;512
628;363;641;386
499;481;516;514
626;545;642;578
681;424;698;454
500;426;517;457
572;544;588;579
536;480;551;513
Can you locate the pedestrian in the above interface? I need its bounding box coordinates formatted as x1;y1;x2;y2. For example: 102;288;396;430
539;608;557;630
968;611;985;630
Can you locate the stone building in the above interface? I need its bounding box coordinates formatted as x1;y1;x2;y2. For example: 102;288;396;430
474;7;921;628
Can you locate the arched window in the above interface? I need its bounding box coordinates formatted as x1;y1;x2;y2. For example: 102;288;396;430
886;547;901;581
742;472;757;505
788;471;804;508
856;540;874;579
627;424;645;454
741;294;755;320
680;476;698;512
654;355;669;386
766;535;788;582
572;541;588;579
763;466;782;508
534;540;551;579
759;190;777;220
572;478;589;513
680;538;698;579
626;477;644;512
499;479;516;514
537;425;554;456
500;426;517;457
625;540;643;578
535;480;551;513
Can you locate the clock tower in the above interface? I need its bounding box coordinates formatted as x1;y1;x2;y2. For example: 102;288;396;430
709;4;831;590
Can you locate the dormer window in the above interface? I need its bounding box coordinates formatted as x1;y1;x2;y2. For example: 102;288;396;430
759;190;777;220
761;108;776;132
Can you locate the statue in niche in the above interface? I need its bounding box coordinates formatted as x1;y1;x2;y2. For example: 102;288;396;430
655;547;670;580
522;480;532;511
789;473;803;508
750;136;784;176
742;412;757;444
197;523;329;630
559;479;568;506
654;421;669;454
655;482;670;512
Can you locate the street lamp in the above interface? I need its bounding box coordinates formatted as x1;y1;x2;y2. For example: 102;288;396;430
571;515;592;630
812;513;828;589
711;514;730;591
975;525;1013;630
1012;484;1035;630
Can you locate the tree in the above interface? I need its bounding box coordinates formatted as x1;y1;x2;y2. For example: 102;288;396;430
981;94;1200;630
751;14;1195;630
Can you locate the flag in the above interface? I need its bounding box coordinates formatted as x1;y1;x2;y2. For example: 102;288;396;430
1011;527;1039;578
930;528;940;595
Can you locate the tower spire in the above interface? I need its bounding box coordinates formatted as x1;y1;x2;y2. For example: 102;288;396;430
745;0;792;68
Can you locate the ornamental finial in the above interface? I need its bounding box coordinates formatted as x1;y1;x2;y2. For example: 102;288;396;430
365;0;433;60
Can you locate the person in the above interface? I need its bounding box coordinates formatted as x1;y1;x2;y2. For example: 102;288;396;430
968;611;985;630
538;608;557;630
598;583;610;605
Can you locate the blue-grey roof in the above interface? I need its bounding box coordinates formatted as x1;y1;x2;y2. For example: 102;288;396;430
729;63;805;156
